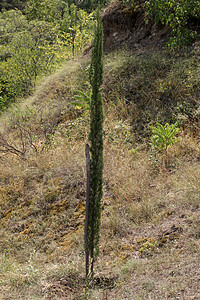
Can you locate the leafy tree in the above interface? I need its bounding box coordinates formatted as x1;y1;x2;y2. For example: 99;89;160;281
0;2;95;110
0;10;58;107
0;9;27;46
67;0;109;12
86;9;104;276
0;9;29;106
8;21;57;86
26;0;95;57
0;0;26;11
25;0;67;22
26;0;109;20
145;0;200;48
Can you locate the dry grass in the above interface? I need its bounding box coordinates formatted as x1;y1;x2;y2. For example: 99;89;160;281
0;122;199;299
0;49;199;299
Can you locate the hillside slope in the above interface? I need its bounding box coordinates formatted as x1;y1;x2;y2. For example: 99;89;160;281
102;0;170;53
102;0;200;53
0;1;200;299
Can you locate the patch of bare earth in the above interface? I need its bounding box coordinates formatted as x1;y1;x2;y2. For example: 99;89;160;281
102;0;171;54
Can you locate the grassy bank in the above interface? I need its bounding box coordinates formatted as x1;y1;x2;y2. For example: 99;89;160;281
0;47;200;299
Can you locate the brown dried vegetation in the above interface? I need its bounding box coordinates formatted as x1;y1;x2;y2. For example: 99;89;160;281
0;3;200;298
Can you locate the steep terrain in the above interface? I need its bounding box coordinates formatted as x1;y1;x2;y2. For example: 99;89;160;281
102;0;171;53
102;0;200;53
0;1;200;299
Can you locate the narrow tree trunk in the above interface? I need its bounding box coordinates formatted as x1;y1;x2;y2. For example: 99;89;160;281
84;143;90;277
90;257;94;277
72;0;78;56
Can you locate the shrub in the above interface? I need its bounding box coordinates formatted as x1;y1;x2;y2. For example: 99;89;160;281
120;0;200;48
145;0;200;48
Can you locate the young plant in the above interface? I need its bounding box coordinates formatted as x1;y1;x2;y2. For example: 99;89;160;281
71;90;91;111
150;122;180;168
139;240;158;257
84;9;104;277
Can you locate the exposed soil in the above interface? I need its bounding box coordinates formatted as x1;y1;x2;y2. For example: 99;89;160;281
102;0;171;53
102;0;200;54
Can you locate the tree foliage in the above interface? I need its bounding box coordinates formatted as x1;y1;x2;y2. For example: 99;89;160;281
121;0;200;48
25;0;66;22
67;0;109;12
0;10;58;107
145;0;200;48
88;9;104;275
0;1;95;110
0;0;26;11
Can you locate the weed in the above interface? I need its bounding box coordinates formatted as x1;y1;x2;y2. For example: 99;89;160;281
150;122;180;168
139;240;159;257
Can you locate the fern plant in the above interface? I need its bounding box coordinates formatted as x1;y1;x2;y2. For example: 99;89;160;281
71;88;103;112
71;90;91;111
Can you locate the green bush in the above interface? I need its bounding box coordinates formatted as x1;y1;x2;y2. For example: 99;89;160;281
0;5;95;110
0;11;58;108
120;0;200;48
145;0;200;48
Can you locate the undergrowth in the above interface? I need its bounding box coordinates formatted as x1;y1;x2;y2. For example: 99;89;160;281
0;47;199;299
